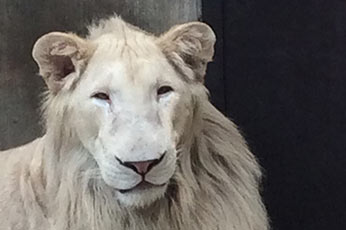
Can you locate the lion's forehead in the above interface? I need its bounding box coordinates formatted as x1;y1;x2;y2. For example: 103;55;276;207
83;60;172;95
81;40;178;94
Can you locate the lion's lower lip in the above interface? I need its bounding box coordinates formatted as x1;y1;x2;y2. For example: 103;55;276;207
118;181;166;194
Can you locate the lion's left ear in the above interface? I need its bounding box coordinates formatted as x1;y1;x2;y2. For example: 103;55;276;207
157;22;216;83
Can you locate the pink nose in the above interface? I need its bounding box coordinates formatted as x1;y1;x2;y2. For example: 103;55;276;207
118;153;166;175
116;152;166;175
128;160;155;174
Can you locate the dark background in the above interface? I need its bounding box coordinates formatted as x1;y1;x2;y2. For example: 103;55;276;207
202;0;346;229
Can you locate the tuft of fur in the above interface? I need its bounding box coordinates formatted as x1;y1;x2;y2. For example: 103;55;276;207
0;16;268;230
87;15;151;40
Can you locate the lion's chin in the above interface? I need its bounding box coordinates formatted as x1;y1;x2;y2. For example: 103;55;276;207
115;183;168;208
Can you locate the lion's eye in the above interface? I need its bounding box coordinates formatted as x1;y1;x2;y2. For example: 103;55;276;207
92;92;110;101
157;86;174;96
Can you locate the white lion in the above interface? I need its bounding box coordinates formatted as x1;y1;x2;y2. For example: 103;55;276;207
0;16;268;230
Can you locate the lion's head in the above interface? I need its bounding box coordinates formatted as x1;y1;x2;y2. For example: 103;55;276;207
32;17;215;207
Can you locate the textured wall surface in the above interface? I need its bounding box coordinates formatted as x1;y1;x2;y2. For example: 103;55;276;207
0;0;201;150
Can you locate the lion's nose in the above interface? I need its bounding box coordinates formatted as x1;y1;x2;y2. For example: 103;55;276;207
125;161;155;174
117;153;166;175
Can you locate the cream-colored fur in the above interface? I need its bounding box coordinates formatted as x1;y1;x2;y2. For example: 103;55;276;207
0;16;269;230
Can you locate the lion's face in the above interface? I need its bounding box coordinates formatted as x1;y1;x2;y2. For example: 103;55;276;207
70;35;193;206
32;18;215;207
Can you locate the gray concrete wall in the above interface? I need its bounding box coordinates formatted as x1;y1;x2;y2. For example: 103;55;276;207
0;0;201;150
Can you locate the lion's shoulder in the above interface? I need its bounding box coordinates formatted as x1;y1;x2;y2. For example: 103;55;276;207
0;138;46;229
0;138;43;179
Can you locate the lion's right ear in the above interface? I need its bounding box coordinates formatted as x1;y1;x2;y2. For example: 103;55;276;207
157;22;216;83
32;32;93;94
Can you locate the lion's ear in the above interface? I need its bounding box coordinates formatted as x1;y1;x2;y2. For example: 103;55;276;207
158;22;216;83
32;32;93;94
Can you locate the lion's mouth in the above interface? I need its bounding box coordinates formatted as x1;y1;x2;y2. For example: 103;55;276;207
118;181;166;194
